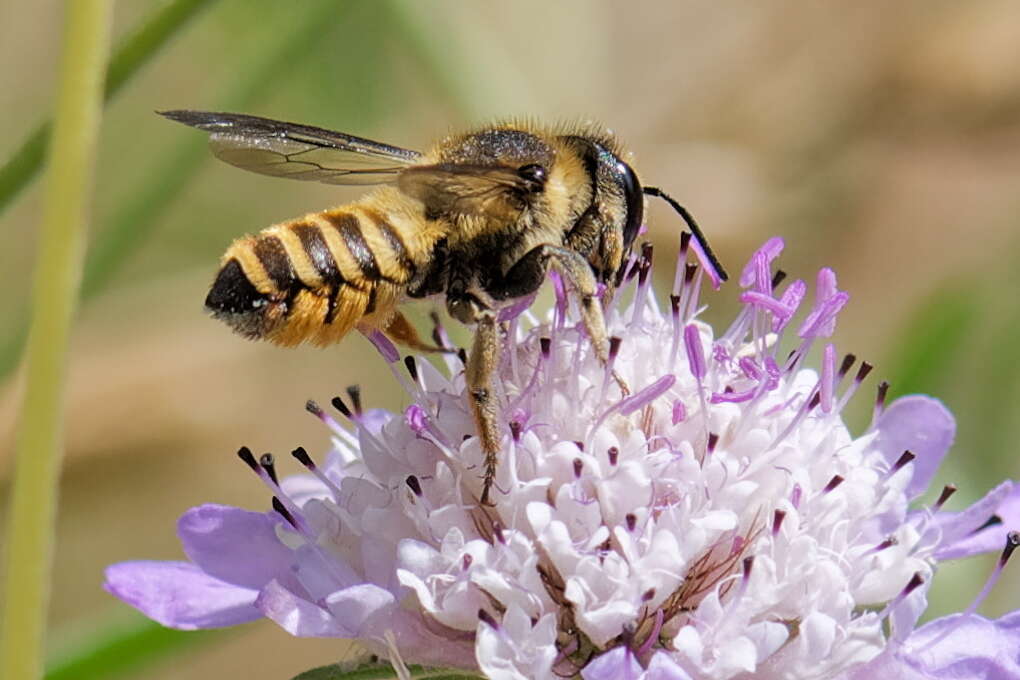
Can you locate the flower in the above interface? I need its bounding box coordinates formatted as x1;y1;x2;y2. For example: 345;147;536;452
106;236;1020;679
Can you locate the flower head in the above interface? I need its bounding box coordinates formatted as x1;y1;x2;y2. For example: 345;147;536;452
106;237;1020;679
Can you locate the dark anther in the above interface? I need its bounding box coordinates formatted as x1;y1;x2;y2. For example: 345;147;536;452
608;446;619;466
976;514;1004;532
856;362;874;383
771;269;787;289
808;392;822;410
679;230;692;255
609;336;622;361
517;163;547;193
346;385;363;415
823;475;845;493
478;609;499;629
404;355;419;382
838;353;856;379
405;475;423;497
462;554;473;570
271;497;298;528
934;484;957;510
707;432;719;453
493;521;506;545
876;380;890;408
772;509;786;536
457;348;468;365
574;440;585;452
903;572;925;596
540;337;551;358
259;453;279;485
874;537;897;552
573;458;584;479
670;295;681;317
625;258;642;282
892;450;915;473
1001;531;1020;566
684;263;698;284
743;556;755;580
237;446;259;472
429;310;445;348
626;513;637;532
305;399;323;417
331;396;352;418
642;588;655;602
291;446;315;469
509;420;523;442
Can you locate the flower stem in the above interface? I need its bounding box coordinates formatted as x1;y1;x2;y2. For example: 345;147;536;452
0;1;113;678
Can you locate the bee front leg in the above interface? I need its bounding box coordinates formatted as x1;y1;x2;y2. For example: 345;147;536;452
449;294;502;505
497;245;630;396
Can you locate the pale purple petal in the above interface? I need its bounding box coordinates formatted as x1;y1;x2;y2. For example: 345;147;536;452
934;480;1016;560
104;561;261;629
256;579;349;637
903;611;1020;677
177;504;292;590
646;651;695;680
872;396;956;498
581;646;643;680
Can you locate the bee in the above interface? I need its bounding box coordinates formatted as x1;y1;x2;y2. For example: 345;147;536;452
162;110;727;504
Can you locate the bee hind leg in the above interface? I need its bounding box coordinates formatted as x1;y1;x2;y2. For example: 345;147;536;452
381;310;455;354
448;294;502;505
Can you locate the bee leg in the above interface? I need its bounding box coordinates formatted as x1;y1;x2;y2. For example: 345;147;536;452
380;310;454;354
522;245;630;396
448;295;502;505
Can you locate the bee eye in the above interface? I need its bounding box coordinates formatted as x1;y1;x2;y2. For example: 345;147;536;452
517;164;547;192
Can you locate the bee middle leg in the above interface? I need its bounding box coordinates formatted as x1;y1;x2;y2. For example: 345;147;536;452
448;294;501;505
495;244;630;394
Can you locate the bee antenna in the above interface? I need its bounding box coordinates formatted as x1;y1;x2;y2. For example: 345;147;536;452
642;186;728;282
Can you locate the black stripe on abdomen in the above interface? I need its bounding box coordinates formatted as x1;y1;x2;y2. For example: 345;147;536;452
253;235;296;291
362;207;415;280
321;212;381;281
291;223;343;287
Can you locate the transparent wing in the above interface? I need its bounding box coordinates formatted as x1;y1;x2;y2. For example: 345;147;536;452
160;110;422;185
397;163;532;216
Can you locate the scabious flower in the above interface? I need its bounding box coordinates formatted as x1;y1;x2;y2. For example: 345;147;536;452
106;235;1020;679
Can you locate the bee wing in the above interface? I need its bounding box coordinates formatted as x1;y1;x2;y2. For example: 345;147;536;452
160;110;422;185
397;163;530;217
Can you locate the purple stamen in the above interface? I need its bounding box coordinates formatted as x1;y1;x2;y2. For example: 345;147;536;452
791;484;803;509
405;404;429;435
797;291;850;339
617;374;677;417
890;450;916;475
739;290;796;319
684;325;706;380
820;343;836;414
365;329;400;363
673;231;692;296
291;446;342;500
739;237;784;289
933;484;957;511
773;279;807;333
672;399;686;424
823;475;845;493
872;380;890;425
772;509;786;536
637;609;664;657
710;388;757;404
259;453;279;485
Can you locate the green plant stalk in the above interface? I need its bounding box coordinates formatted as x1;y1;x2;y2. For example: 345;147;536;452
0;1;113;679
0;0;214;217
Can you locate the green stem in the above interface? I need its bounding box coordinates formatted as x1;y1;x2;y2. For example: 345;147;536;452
0;2;113;679
0;0;214;217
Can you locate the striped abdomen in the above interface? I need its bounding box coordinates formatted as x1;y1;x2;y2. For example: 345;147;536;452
205;199;428;347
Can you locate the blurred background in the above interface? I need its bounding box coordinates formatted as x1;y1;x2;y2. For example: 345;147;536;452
1;1;1019;678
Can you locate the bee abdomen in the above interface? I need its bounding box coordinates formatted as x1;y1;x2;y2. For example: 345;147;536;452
206;207;409;347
